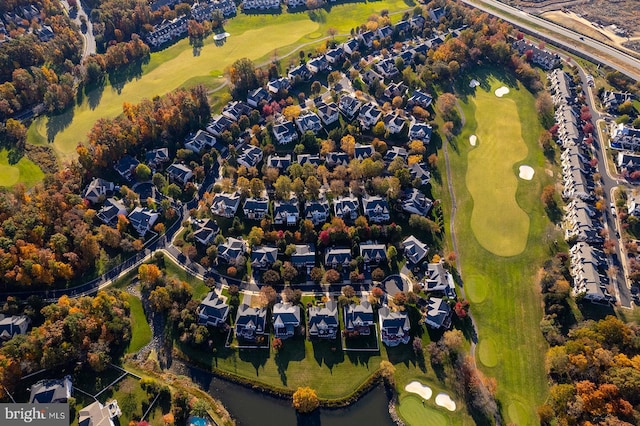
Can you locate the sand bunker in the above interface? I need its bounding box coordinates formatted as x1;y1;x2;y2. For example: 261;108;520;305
405;381;432;400
469;79;480;88
435;393;456;411
495;86;510;97
518;165;534;180
469;135;477;146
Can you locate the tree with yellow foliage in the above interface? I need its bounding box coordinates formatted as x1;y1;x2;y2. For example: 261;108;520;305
292;386;320;413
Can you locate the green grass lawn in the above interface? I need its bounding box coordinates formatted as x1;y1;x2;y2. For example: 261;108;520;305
126;293;152;354
397;395;449;426
464;82;530;257
447;67;557;425
0;149;44;188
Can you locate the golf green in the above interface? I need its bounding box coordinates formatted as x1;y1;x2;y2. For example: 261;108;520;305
465;83;530;257
477;337;498;367
0;149;44;188
398;395;448;426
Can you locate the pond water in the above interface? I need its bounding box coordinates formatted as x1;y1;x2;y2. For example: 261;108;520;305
172;360;395;426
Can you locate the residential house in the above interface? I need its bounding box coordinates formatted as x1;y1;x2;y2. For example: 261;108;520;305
246;87;271;108
375;58;399;79
316;102;339;126
555;104;581;148
379;307;410;346
325;247;351;269
306;55;329;74
358;103;382;129
428;6;446;21
114;155;139;181
564;202;602;244
361;69;382;87
235;304;267;342
601;90;633;113
286;0;305;8
145;148;170;170
206;115;233;137
295;110;323;134
610;124;640;151
251;246;278;269
358;30;375;48
384;146;408;164
398;49;415;67
382;112;406;134
325;47;344;64
409;121;432;142
402;188;433;216
291;244;316;270
287;64;312;83
267;77;291;94
402;236;428;265
83;178;115;204
128;207;159;237
272;303;301;339
267;153;292;170
192;218;219;245
218;237;247;265
394;20;411;35
342;38;360;55
572;260;613;304
78;400;121;426
304;198;330;225
325;151;349;167
424;297;452;329
273;121;298;145
222;101;253;122
196;292;229;327
548;69;574;106
185;130;217;154
344;300;374;335
144;17;187;48
408;90;433;109
423;261;456;299
297;154;322;167
377;25;393;39
0;314;30;341
384;82;408;99
29;376;72;403
410;14;425;29
360;242;387;265
97;198;127;226
570;242;606;273
237;145;263;168
354;143;375;160
338;96;362;120
362;194;390;223
562;167;593;201
273;198;300;226
166;163;194;185
627;194;640;218
617;152;640;177
333;195;360;221
513;39;561;70
409;162;431;185
242;0;280;10
243;197;269;220
211;192;241;218
308;301;339;339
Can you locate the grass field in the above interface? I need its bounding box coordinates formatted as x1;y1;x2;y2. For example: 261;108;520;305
126;293;152;354
0;149;44;188
28;0;414;164
448;68;558;425
465;82;530;257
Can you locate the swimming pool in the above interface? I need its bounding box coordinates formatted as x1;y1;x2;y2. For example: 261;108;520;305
188;416;208;426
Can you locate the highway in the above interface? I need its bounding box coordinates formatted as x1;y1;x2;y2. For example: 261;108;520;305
460;0;640;82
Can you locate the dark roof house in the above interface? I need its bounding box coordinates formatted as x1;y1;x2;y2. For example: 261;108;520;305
197;292;230;327
308;301;339;339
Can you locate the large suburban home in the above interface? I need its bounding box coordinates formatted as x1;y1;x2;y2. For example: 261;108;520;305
128;207;159;237
267;77;291;94
342;38;360;55
243;197;269;220
291;244;316;270
145;148;170;170
610;124;640;151
83;178;115;204
237;144;264;168
375;58;399;79
394;20;411;35
423;261;456;299
362;194;390;223
185;130;217;154
424;297;452;330
206;115;233;137
358;30;375;47
0;314;30;341
408;90;433;109
428;6;446;21
30;376;72;403
235;304;268;343
251;246;278;269
409;121;432;142
78;400;121;426
211;192;241;218
325;47;344;64
325;151;349;167
287;64;312;83
402;236;428;266
344;300;374;335
410;14;426;29
360;242;387;265
384;146;408;164
628;194;640;218
358;103;382;129
97;198;128;226
617;152;640;177
384;82;408;100
409;162;431;186
114;155;139;181
273;199;300;226
354;143;375;160
308;301;339;339
267;153;292;170
316;102;340;126
273;120;299;145
272;303;301;340
218;237;247;265
402;188;433;216
333;195;360;222
166;163;194;186
197;292;230;327
383;112;406;134
377;25;393;39
295;110;323;134
246;87;271;108
296;154;322;167
361;69;382;87
339;96;362;121
306;55;329;74
192;218;219;245
601;90;633;113
325;247;351;269
222;101;253;122
378;306;410;347
305;198;330;225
